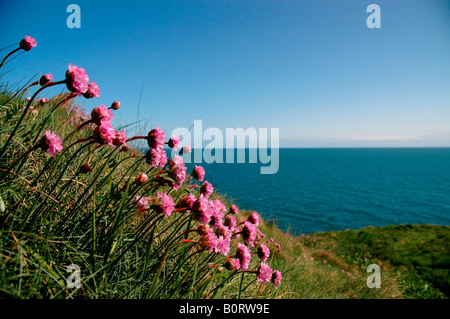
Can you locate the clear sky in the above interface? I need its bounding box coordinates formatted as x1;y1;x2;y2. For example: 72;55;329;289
1;0;449;147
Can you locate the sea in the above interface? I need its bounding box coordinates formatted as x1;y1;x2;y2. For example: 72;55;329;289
182;148;450;235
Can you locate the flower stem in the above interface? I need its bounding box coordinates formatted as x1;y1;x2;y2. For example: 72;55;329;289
0;47;20;71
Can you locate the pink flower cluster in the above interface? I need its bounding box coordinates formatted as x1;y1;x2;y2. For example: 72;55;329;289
129;129;283;287
39;73;53;86
153;192;175;217
88;104;128;148
168;155;187;188
83;81;100;99
20;35;37;51
168;135;181;151
146;126;167;169
66;64;89;96
39;130;63;157
192;165;205;181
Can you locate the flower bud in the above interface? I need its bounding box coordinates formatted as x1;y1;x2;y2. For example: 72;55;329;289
135;173;148;186
39;73;53;86
111;101;121;110
80;163;91;174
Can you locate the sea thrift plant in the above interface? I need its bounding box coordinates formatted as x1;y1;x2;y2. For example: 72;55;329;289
145;147;167;168
147;126;165;149
200;181;213;197
110;101;121;110
92;120;115;145
248;212;260;226
83;81;101;99
167;135;181;150
241;221;257;247
229;204;239;215
39;73;53;86
65;64;89;96
0;35;284;300
38;130;63;157
271;270;283;287
257;243;270;262
135;173;148;186
20;35;37;51
91;104;114;125
177;194;196;210
136;196;150;210
112;129;128;147
192;165;205;182
256;263;273;285
180;144;191;154
192;195;212;224
153;192;175;217
235;243;251;270
168;155;187;188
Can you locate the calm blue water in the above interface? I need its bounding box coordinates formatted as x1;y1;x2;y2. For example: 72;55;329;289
185;148;450;235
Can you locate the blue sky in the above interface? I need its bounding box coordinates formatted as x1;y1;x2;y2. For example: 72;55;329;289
1;0;449;147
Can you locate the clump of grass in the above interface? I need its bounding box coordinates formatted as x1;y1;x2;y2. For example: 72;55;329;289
0;35;283;299
306;224;449;298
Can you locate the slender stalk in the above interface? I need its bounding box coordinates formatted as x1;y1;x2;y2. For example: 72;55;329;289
0;47;20;70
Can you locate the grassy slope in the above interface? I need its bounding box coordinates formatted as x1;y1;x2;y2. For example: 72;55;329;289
256;216;449;299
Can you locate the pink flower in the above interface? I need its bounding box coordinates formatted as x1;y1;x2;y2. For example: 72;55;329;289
39;73;53;86
112;129;127;146
229;204;239;215
197;224;212;236
181;145;191;154
92;121;115;145
110;101;121;110
199;232;218;254
136;196;149;210
83;81;100;99
39;130;63;157
145;147;167;168
135;173;148;186
153;192;175;217
271;270;282;287
256;263;273;285
177;194;196;210
224;258;239;271
38;98;49;105
168;155;187;188
147;126;165;149
168;135;181;150
66;64;89;96
257;243;270;262
247;212;260;226
200;181;213;197
209;203;224;229
216;235;231;256
192;194;211;224
235;244;251;270
241;221;257;247
20;35;37;51
223;215;237;230
214;224;229;238
91;105;114;125
192;165;205;181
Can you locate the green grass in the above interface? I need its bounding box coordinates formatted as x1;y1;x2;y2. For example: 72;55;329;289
306;224;449;298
